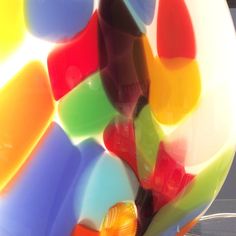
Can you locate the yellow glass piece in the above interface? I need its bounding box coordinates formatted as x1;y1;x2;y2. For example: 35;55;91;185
149;58;201;125
0;0;25;60
142;37;201;125
101;202;137;236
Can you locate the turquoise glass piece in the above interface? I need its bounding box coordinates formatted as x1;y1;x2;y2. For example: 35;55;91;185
50;138;104;236
75;153;139;230
124;0;156;26
72;138;105;220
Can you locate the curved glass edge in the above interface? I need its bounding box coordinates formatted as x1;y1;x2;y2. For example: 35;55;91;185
186;199;236;236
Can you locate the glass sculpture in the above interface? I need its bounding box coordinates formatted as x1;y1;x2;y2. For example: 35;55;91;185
0;0;236;235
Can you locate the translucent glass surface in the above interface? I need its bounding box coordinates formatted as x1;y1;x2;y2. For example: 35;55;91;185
0;0;236;236
188;199;236;236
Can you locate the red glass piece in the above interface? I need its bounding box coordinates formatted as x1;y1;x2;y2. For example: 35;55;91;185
71;224;99;236
48;12;99;100
157;0;196;58
103;117;138;177
150;142;194;212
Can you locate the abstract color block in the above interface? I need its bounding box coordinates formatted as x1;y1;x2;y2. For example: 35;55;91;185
50;138;105;236
101;202;137;236
103;116;138;177
59;72;117;137
72;224;99;236
148;58;201;125
0;0;25;60
124;0;156;25
150;142;194;212
24;0;94;41
98;0;149;116
76;153;139;230
47;12;99;100
0;123;80;236
0;61;54;192
157;0;196;58
144;147;235;236
134;105;164;182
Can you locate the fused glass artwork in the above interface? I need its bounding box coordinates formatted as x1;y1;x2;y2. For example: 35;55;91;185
0;0;236;235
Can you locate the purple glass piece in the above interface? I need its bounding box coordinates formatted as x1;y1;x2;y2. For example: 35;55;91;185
98;0;149;117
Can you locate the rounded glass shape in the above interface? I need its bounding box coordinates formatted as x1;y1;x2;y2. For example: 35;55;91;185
0;0;236;236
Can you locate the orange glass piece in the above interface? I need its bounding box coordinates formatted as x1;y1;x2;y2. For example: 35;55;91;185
176;217;199;236
148;57;201;125
101;202;137;236
0;61;54;192
72;224;99;236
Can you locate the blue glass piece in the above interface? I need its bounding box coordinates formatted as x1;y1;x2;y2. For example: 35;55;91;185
0;123;81;236
124;0;156;26
25;0;94;41
72;138;105;219
76;153;139;230
50;138;105;236
160;205;208;236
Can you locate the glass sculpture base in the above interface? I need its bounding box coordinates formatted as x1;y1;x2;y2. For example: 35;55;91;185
187;199;236;236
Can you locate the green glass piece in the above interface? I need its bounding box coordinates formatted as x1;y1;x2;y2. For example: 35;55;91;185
59;72;117;137
134;105;164;181
144;147;235;236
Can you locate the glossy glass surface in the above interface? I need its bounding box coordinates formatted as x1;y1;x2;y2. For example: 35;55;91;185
0;0;236;236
